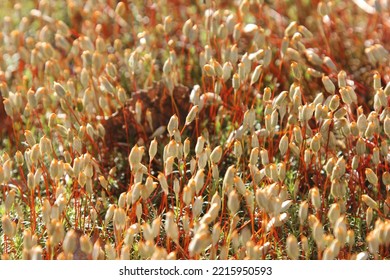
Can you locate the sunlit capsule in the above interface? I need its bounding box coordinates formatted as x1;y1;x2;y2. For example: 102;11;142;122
286;235;299;260
269;164;278;182
158;173;169;194
164;156;174;176
275;135;288;157
250;64;263;85
232;73;240;91
382;172;390;186
167;115;179;137
165;211;179;242
223;165;236;189
357;114;368;134
299;201;308;225
210;145;222;163
165;139;178;160
194;136;205;156
260;149;269;165
311;133;321;153
113;208;126;230
288;142;300;157
227;190;240;215
128;145;143;168
322;75;335;94
310;187;321;211
203;64;215;77
366;233;379;256
329;95;340;111
2;214;16;239
345;86;357;104
211;60;222;79
346;230;355;250
222;62;233;82
188;195;202;219
301;104;315;121
339;87;352;104
63;229;77;255
364;122;375;139
337;71;347;88
350;122;359;136
185;105;199;126
181;138;190;159
361;194;378;210
312;221;324;246
194;169;205;195
371;147;380;167
183;186;192;206
149;138;158;162
365;168;378;186
334;107;347;119
188;230;211;257
328;203;340;226
366;207;373;228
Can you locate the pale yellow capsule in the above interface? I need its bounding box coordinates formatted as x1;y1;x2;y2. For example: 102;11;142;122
223;165;236;189
299;201;308;225
286;235;299;260
188;231;211;257
329;95;340;111
105;205;116;227
222;62;233;82
164;211;179;242
183;138;190;158
128;145;143;168
233;140;242;159
310;187;321;211
227;190;240;215
311;133;321;153
185;105;199;125
63;229;77;255
328;203;340;226
210;145;222;163
158;173;169;194
346;230;355;250
149;138;158;162
250;65;263;85
80;235;93;255
361;194;378;210
1;215;16;238
167;115;179;137
203;64;215;77
365;168;378;186
114;208;127;230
